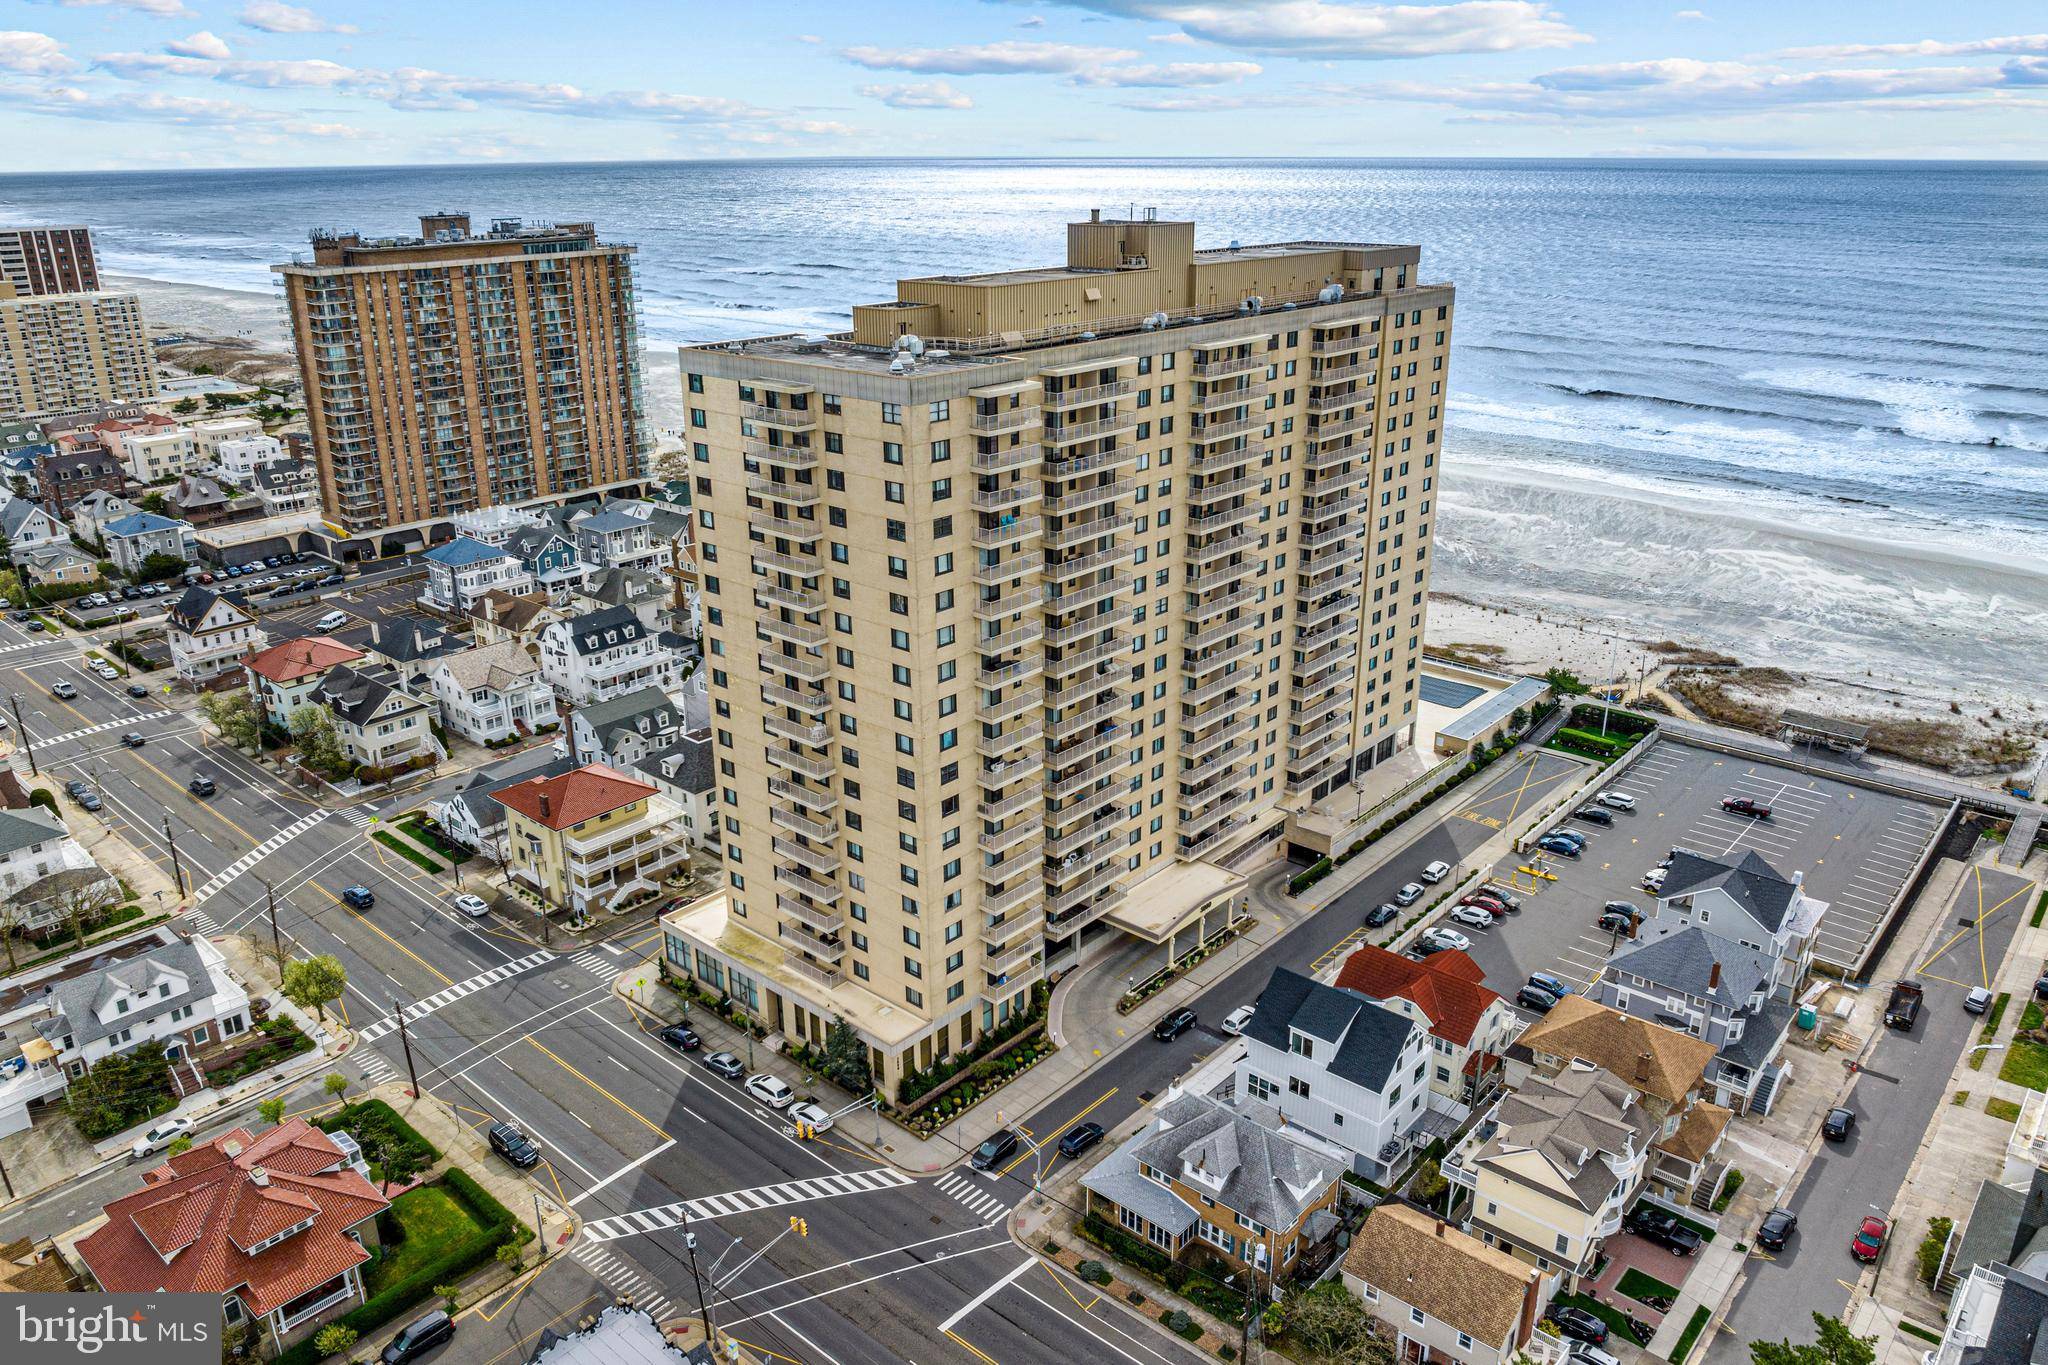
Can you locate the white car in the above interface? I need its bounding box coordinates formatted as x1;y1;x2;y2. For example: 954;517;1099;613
1447;904;1494;930
131;1116;194;1160
1599;791;1637;811
1393;882;1425;906
1420;859;1453;884
315;610;349;631
744;1074;796;1109
452;893;491;918
1642;868;1668;893
1419;926;1471;953
788;1101;834;1133
1221;1004;1256;1036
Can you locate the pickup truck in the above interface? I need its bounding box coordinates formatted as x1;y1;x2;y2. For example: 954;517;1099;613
1885;980;1925;1031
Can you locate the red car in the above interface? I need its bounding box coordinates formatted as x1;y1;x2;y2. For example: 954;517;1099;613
1721;797;1773;819
1460;894;1510;918
1850;1215;1889;1263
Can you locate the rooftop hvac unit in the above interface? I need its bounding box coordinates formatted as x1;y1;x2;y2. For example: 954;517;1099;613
1317;282;1345;304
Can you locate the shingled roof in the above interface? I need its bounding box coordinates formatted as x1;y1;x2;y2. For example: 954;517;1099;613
1242;966;1415;1092
1343;1202;1537;1350
1660;849;1800;933
243;635;363;683
1129;1090;1347;1232
1514;994;1715;1108
495;763;654;831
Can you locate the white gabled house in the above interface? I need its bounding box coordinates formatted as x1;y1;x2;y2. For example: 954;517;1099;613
424;641;560;746
165;586;266;685
537;606;676;705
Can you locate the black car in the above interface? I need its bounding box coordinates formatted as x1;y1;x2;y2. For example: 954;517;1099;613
1627;1206;1703;1256
1574;806;1615;826
1597;909;1637;934
1550;1305;1609;1345
63;779;87;797
121;732;145;748
341;885;375;910
487;1121;540;1169
703;1050;745;1080
120;586;141;601
1516;984;1561;1012
126;683;148;697
321;572;346;586
1366;902;1399;928
1757;1208;1798;1251
187;776;216;798
658;1024;701;1053
970;1129;1020;1171
1822;1107;1855;1141
381;1310;454;1365
75;792;102;812
1058;1122;1106;1158
1153;1007;1197;1041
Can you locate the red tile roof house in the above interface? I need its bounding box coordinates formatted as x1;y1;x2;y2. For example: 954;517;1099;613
76;1120;388;1351
1336;945;1523;1119
242;635;366;731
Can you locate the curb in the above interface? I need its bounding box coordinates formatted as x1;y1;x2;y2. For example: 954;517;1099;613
1004;1196;1228;1363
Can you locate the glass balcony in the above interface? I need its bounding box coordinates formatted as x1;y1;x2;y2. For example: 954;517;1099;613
973;516;1042;550
971;406;1041;435
1042;413;1139;447
747;403;817;431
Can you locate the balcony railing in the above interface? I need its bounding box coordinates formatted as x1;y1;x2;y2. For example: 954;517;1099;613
784;953;845;989
1181;670;1246;709
777;893;842;936
971;406;1041;434
1190;352;1261;380
763;713;829;747
1193;381;1269;413
1184;615;1247;654
982;877;1044;918
1182;713;1256;760
976;584;1047;621
980;619;1046;655
1189;415;1258;445
772;835;841;876
1185;584;1259;624
1043;479;1134;517
983;718;1045;758
973;516;1042;550
1045;604;1131;650
975;550;1044;586
752;547;822;579
979;685;1043;726
1049;696;1123;742
979;813;1044;854
979;785;1041;823
747;403;817;430
1189;443;1259;477
766;747;835;782
1309;332;1372;356
1045;444;1140;481
1044;541;1134;582
983;934;1043;977
771;804;839;843
1045;510;1135;552
972;443;1042;477
760;648;828;682
1187;475;1257;507
749;475;820;506
1186;560;1256;595
769;776;837;812
774;862;842;903
1045;806;1121;859
1042;413;1139;447
747;443;817;471
1042;378;1134;410
757;615;827;649
1047;864;1124;918
754;583;824;614
977;655;1044;690
972;483;1041;516
1046;752;1122;801
1045;635;1129;679
1187;503;1260;535
1044;572;1126;616
749;509;822;542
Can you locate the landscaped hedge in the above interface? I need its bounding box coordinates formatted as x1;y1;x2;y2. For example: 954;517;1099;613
896;983;1049;1105
275;1169;525;1365
1286;735;1518;898
1550;726;1647;761
372;829;443;874
1287;857;1333;894
318;1099;441;1165
1568;702;1655;736
203;1015;313;1085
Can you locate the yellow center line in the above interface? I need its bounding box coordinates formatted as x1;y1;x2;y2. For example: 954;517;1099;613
1978;867;1990;988
729;1339;805;1365
525;1036;672;1140
322;886;457;986
1042;1260;1099;1314
1918;878;2032;976
945;1328;999;1364
541;1158;569;1208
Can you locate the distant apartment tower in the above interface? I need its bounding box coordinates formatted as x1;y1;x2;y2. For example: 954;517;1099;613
0;226;101;297
274;213;650;541
0;284;156;423
663;211;1452;1093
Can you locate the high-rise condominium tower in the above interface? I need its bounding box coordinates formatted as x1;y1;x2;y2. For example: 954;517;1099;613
0;284;155;423
0;226;101;297
275;213;650;538
663;212;1452;1093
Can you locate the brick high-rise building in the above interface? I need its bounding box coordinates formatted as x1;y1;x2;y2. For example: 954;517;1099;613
275;213;650;543
662;211;1453;1094
0;226;101;297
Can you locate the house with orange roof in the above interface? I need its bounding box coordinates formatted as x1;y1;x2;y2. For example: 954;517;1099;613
75;1119;388;1350
241;634;365;729
497;763;689;919
1335;944;1522;1118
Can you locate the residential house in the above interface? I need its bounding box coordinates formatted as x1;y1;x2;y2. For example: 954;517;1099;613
186;415;264;465
15;543;98;587
102;510;197;577
97;415;199;483
36;443;126;517
1509;994;1731;1213
421;536;534;614
68;487;139;546
1652;849;1827;991
242;635;366;730
469;590;565;657
497;763;689;917
1934;1264;2048;1365
1080;1088;1348;1278
1234;966;1434;1181
361;616;466;688
424;641;559;745
1342;1202;1544;1365
75;1120;388;1350
538;606;675;704
0;805;117;931
1443;1061;1658;1293
166;586;265;685
251;459;319;517
645;732;716;851
311;665;442;774
163;473;239;526
431;755;578;860
569;686;685;770
502;524;588;603
1336;944;1521;1118
573;565;667;628
1599;921;1798;1115
211;433;285;483
1;495;67;560
571;505;664;575
450;503;549;546
1953;1165;2048;1297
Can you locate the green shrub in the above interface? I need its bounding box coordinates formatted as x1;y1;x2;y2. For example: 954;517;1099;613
1918;1216;1954;1286
1077;1260;1111;1285
372;829;443;874
1163;1309;1199;1341
1080;1211;1171;1276
317;1099;441;1165
1288;857;1333;895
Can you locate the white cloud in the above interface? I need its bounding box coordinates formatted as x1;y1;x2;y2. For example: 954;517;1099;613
1148;31;1198;44
15;82;363;135
859;80;975;109
0;29;73;74
1072;59;1260;86
794;33;822;44
1674;9;1707;20
842;40;1138;74
236;2;356;34
26;0;193;17
165;30;232;58
1776;33;2048;61
1018;14;1046;26
1014;1;1590;60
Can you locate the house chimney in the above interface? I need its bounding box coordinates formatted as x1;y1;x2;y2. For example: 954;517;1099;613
222;1139;242;1158
1635;1051;1653;1084
1709;961;1722;990
538;792;551;820
1435;1219;1446;1238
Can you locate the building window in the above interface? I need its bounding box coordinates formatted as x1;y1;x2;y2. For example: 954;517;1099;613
1410;1308;1426;1327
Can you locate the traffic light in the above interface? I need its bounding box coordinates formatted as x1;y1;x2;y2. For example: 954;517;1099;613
789;1216;808;1237
795;1120;818;1140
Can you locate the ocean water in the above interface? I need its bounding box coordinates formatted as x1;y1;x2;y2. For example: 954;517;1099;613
1;158;2043;696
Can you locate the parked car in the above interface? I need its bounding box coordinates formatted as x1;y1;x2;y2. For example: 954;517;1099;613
265;555;281;568
1479;885;1523;912
1419;926;1471;953
1599;791;1638;811
63;779;87;797
1221;1004;1256;1036
1516;984;1560;1012
1365;902;1400;928
316;609;350;631
487;1121;540;1169
1569;1344;1623;1365
1822;1107;1856;1141
451;893;491;918
1448;904;1495;930
744;1074;796;1109
970;1129;1019;1172
51;681;76;699
1393;881;1425;906
703;1051;745;1080
1850;1215;1889;1263
1459;893;1510;918
1598;908;1638;935
24;620;43;632
340;885;375;910
126;683;149;697
1420;859;1452;884
187;775;215;797
380;1310;454;1365
1527;971;1573;998
789;1101;834;1133
131;1117;194;1160
1965;986;1993;1015
121;732;145;748
657;1024;700;1053
1721;796;1773;819
1642;868;1669;893
1574;805;1615;826
1628;1205;1703;1256
1757;1208;1799;1251
1153;1007;1197;1041
75;792;102;812
1548;828;1588;849
1550;1305;1609;1345
321;572;346;586
1058;1122;1106;1158
1536;834;1582;858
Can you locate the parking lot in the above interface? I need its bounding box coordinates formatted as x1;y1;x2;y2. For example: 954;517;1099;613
1436;739;1948;1013
258;574;426;648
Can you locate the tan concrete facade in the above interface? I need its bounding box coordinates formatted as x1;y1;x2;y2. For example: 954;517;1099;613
668;213;1453;1094
0;287;155;422
275;214;650;538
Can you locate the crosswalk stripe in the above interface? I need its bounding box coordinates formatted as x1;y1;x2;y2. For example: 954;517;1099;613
582;1167;915;1242
190;811;332;908
41;708;176;747
354;951;554;1042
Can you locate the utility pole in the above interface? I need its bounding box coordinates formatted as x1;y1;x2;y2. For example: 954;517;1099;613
263;880;283;973
161;813;187;897
533;1192;548;1262
9;694;34;775
0;1144;14;1199
393;997;419;1098
679;1201;714;1348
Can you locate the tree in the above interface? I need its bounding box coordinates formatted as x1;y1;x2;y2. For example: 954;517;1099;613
201;690;262;752
495;1242;523;1271
173;398;200;416
434;1283;459;1314
1750;1314;1878;1365
289;706;351;779
311;1324;356;1358
138;552;189;583
66;1043;173;1139
1284;1282;1390;1365
166;1135;194;1155
1409;1157;1449;1206
257;1097;286;1127
54;877;123;948
1543;666;1589;696
218;1323;249;1365
820;1014;872;1094
139;492;168;515
365;1129;429;1195
282;955;347;1022
323;1071;350;1105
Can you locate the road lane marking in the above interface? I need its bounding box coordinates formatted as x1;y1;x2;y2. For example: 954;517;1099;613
582;1167;916;1242
188;810;332;906
569;1137;677;1206
939;1257;1035;1332
525;1036;671;1139
353;951;555;1042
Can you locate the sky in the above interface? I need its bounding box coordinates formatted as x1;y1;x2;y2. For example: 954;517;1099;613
1;0;2044;169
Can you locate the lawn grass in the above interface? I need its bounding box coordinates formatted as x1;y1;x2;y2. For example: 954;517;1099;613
1671;1305;1712;1365
2022;1000;2045;1033
1999;1038;2048;1091
372;828;443;874
1955;1091;1972;1105
1667;1207;1717;1244
1900;1320;1944;1345
2032;890;2047;929
1982;991;2013;1040
399;815;471;863
366;1185;484;1294
1988;1097;2024;1123
1616;1267;1681;1304
1550;1293;1653;1346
